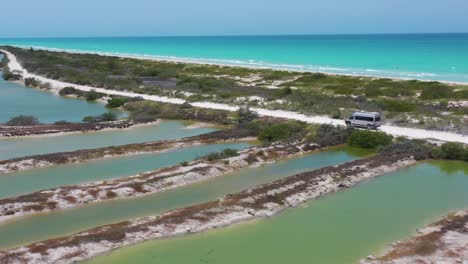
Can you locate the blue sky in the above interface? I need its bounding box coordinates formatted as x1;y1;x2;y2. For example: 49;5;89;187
2;0;468;37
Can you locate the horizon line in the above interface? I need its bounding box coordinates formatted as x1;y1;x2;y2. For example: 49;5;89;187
1;32;468;39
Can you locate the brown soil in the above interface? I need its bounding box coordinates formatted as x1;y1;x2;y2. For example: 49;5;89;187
0;121;136;138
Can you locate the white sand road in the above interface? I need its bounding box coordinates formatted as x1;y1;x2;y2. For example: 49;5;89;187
2;49;467;144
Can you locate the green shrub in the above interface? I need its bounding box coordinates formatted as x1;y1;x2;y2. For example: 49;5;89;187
53;120;72;125
347;130;393;149
59;86;83;97
2;67;21;81
106;97;128;108
82;116;96;123
439;100;449;108
330;109;342;119
378;99;416;112
380;139;433;160
236;106;259;125
82;112;117;123
222;148;239;157
85;89;102;101
310;124;353;147
258;121;307;142
5;115;40;126
435;142;468;160
24;77;40;87
420;85;452;100
206;148;240;161
180;161;189;166
98;112;117;122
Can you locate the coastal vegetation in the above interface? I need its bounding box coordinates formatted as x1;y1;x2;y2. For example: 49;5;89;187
2;46;467;133
0;46;467;264
205;148;240;161
106;97;128;108
82;112;118;123
5;115;40;126
124;100;234;125
347;130;393;149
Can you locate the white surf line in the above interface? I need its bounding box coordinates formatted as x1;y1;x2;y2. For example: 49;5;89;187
2;49;468;144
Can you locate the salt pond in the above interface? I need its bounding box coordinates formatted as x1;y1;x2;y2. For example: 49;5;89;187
0;146;364;249
88;161;468;264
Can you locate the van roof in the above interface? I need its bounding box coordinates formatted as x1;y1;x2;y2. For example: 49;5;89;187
353;112;380;117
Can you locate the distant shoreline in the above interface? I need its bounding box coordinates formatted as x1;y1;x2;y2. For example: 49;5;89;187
3;44;468;86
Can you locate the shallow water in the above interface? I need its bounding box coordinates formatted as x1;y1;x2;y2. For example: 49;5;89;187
0;120;216;160
0;143;250;199
88;161;468;264
0;75;116;123
0;146;363;249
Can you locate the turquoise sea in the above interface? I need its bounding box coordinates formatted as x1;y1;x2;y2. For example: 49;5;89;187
1;34;468;83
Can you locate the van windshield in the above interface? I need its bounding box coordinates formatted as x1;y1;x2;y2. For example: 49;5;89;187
375;116;381;122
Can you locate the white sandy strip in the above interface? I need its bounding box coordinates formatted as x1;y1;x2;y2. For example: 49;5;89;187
2;49;468;144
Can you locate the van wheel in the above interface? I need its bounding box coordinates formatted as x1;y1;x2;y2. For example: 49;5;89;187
367;125;374;130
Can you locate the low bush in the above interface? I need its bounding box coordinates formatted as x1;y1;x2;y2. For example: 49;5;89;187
206;148;240;161
258;121;307;142
1;67;21;81
434;142;468;161
24;77;40;87
82;112;117;123
236;106;259;126
59;87;84;97
347;130;393;149
420;85;452;100
85;89;103;101
106;97;128;108
53;120;72;125
380;139;433;160
378;99;417;112
310;124;353;147
125;101;233;125
5;115;40;126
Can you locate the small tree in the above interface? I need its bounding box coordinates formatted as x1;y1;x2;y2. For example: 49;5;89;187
258;121;307;142
82;116;96;123
59;87;83;97
236;106;258;125
106;97;128;108
5;115;40;126
83;112;118;123
24;78;40;87
437;142;468;160
1;68;10;80
98;112;117;122
86;89;101;101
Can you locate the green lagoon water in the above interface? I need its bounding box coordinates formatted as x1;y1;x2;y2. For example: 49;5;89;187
1;34;468;82
0;147;363;249
0;143;250;199
0;74;114;123
0;120;216;160
89;161;468;264
0;73;216;160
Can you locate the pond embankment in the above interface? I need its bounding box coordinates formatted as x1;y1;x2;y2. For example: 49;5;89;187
0;127;255;174
0;121;137;138
0;141;318;223
362;209;468;264
0;150;417;263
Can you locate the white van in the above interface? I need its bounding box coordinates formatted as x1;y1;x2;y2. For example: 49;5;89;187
345;112;381;129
